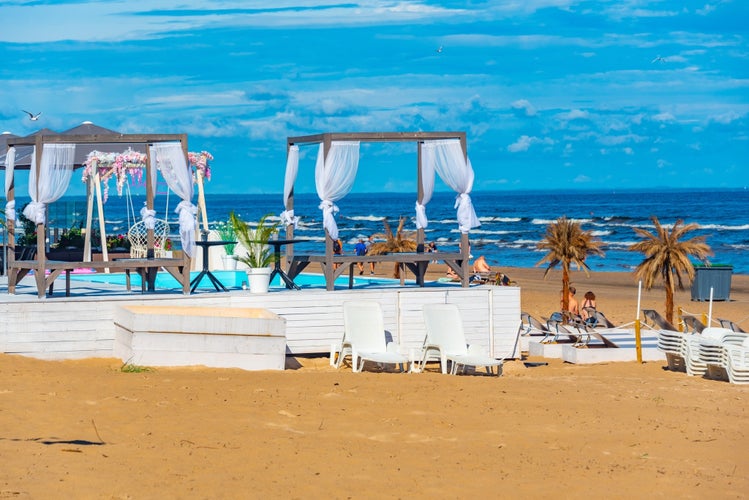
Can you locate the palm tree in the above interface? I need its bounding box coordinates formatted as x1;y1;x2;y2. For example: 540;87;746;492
629;216;712;325
367;217;417;278
536;216;605;319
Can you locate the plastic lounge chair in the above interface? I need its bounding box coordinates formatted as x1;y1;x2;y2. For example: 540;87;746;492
657;329;689;372
696;327;748;381
128;219;170;259
718;318;747;333
338;301;409;373
680;315;706;334
521;312;553;337
420;303;504;375
642;309;678;332
545;317;587;346
725;336;749;384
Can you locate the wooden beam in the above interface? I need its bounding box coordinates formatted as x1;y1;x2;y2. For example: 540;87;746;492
287;131;466;146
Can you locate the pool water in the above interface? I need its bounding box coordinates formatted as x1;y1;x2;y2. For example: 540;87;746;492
68;269;397;290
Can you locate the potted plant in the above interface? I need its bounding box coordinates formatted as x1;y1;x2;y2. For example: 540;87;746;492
214;220;237;270
230;211;279;293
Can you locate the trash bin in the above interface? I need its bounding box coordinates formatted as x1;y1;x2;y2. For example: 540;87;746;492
691;265;732;301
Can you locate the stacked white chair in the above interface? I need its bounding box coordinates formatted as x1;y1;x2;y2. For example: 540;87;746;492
657;329;689;372
725;337;749;384
695;328;745;380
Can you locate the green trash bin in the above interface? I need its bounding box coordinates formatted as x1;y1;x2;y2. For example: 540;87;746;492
691;265;732;301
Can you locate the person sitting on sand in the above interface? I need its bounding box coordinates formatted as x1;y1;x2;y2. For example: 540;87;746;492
472;255;491;274
581;291;597;323
561;286;580;319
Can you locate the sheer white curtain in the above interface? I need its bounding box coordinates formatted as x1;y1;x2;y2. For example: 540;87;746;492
429;139;480;233
22;144;75;224
315;141;360;240
416;142;437;229
4;146;15;222
280;145;299;228
150;142;196;257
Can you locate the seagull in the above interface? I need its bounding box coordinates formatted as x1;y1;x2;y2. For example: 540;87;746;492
436;45;443;54
651;55;665;64
22;110;42;121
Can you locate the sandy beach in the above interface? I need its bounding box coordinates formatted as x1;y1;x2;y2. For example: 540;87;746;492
1;266;748;498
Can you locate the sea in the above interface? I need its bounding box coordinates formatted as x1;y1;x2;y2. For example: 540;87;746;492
12;188;749;275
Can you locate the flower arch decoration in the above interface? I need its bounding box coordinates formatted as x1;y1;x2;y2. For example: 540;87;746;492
82;149;213;202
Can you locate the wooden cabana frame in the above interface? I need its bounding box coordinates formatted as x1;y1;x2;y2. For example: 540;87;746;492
4;133;192;297
284;131;472;289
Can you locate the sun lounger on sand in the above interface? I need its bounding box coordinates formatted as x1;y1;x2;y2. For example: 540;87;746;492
642;309;679;332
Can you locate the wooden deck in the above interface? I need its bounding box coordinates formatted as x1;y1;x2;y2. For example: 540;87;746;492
0;274;522;363
288;252;469;289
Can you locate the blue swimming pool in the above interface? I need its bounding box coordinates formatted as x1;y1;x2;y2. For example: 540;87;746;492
68;269;397;290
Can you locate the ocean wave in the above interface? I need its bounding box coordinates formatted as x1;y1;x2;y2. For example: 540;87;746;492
698;223;749;231
479;216;522;223
347;215;388;222
590;230;612;236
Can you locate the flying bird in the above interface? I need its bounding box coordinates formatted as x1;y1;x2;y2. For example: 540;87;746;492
651;55;665;64
436;45;443;54
23;110;42;121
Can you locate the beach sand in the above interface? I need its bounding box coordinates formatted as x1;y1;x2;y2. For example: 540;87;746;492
1;267;748;497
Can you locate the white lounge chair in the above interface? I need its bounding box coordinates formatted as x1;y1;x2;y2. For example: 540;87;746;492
420;303;504;376
337;301;409;373
695;327;747;381
725;336;749;384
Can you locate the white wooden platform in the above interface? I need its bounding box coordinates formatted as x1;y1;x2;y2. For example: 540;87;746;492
0;276;521;363
114;305;286;370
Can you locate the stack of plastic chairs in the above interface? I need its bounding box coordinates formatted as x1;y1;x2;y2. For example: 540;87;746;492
657;329;688;372
695;328;745;380
725;337;749;384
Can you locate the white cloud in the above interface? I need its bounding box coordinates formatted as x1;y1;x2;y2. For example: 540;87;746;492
507;135;553;152
653;112;676;122
574;174;591;183
511;99;537;116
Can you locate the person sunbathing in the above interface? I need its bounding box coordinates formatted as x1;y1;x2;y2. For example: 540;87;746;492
472;255;491;273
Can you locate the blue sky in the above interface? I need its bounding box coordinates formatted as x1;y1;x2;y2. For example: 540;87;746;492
1;0;747;195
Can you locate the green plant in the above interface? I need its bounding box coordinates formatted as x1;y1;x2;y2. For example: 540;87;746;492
214;220;236;255
120;362;153;373
17;203;37;246
230;211;279;268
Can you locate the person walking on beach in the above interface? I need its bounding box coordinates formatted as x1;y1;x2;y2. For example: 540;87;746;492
366;235;376;275
355;238;367;275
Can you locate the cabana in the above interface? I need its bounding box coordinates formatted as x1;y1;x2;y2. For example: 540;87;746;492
280;132;481;290
3;133;200;297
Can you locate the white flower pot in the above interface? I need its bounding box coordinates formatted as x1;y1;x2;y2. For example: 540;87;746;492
222;254;237;270
246;267;271;294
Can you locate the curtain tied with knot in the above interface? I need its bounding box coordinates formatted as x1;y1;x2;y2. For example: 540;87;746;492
423;139;480;234
4;147;16;222
416;141;437;230
314;141;359;241
149;142;196;257
280;145;300;229
175;200;197;257
22;144;76;225
140;206;156;230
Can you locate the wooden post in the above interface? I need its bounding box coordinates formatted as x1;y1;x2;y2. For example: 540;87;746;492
34;136;46;297
635;319;643;363
145;146;155;257
84;174;94;261
196;170;209;233
416;141;425;248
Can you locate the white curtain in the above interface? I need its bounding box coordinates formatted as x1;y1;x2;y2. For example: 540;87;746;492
150;142;196;257
280;145;299;228
315;141;360;240
416;142;437;229
429;139;480;233
4;146;15;222
22;144;75;225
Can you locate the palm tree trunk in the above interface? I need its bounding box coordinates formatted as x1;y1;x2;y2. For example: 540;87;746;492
665;272;674;325
561;265;570;322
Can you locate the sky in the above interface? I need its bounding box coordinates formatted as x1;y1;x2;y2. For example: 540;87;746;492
1;0;747;195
